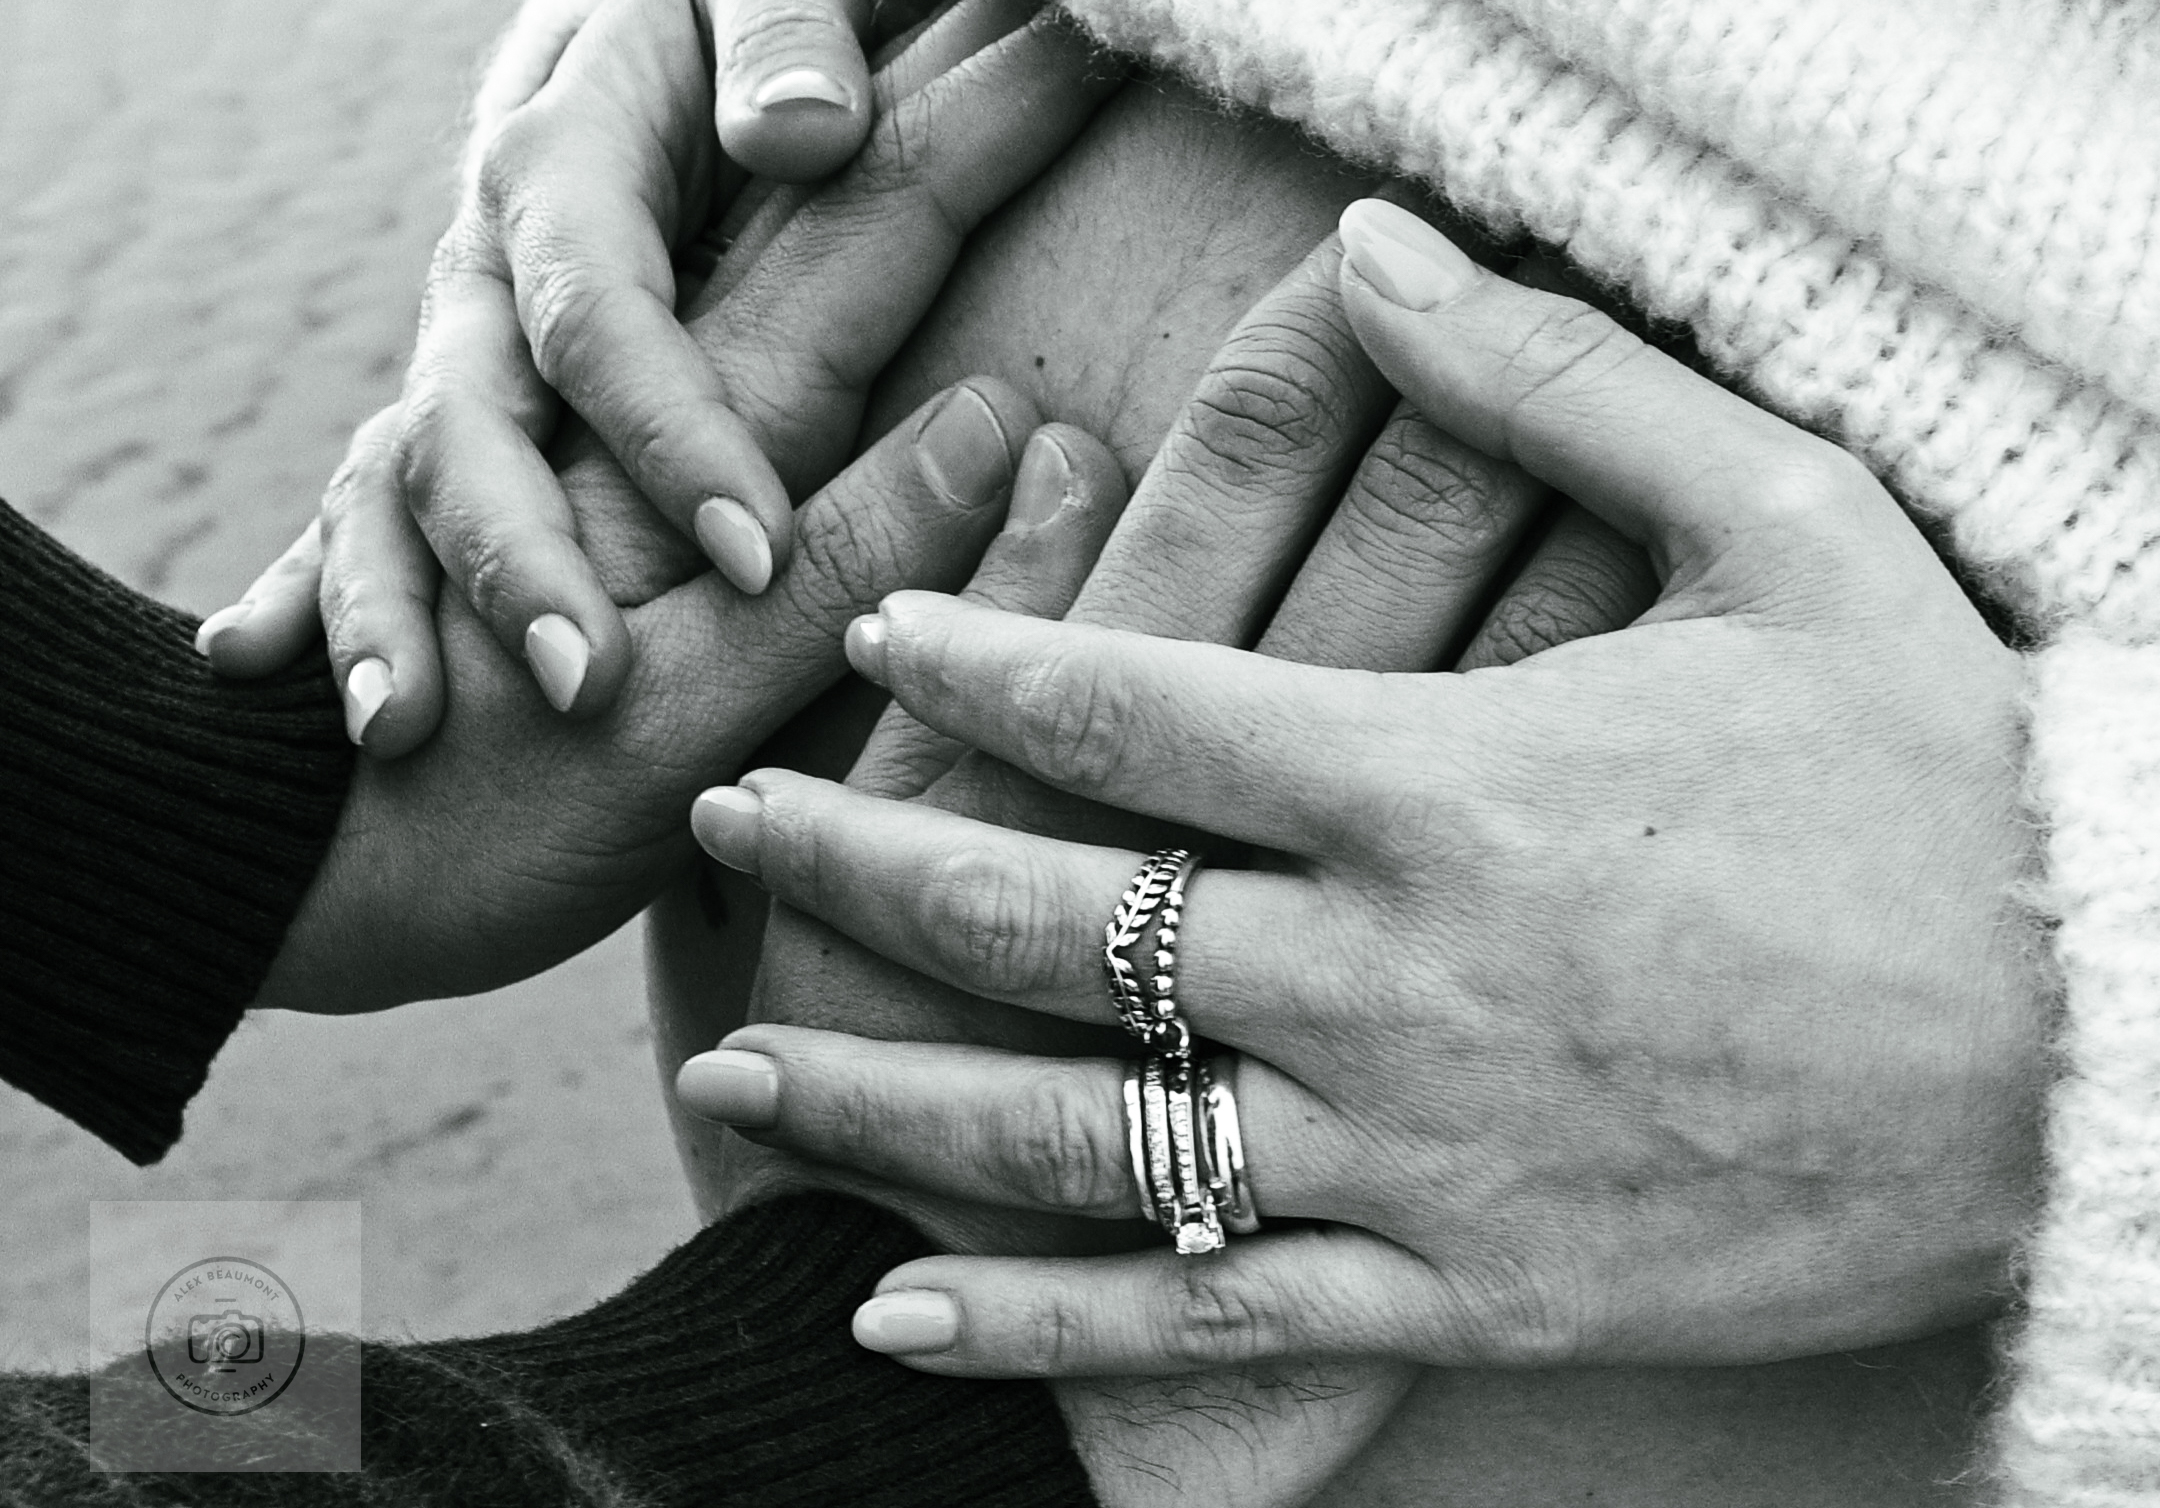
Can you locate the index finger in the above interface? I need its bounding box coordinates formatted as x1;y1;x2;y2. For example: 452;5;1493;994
483;0;795;590
849;594;1409;855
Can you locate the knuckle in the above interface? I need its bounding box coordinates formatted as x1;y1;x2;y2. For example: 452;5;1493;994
1450;1256;1587;1367
391;392;454;505
1356;418;1518;555
595;388;686;490
1176;347;1344;485
812;1068;888;1159
838;111;972;250
1162;1263;1280;1368
317;459;370;541
1010;1291;1092;1379
472;102;550;226
917;845;1069;996
778;498;900;625
1011;648;1137;797
1745;437;1878;530
1475;579;1604;665
754;790;848;911
521;270;613;391
458;536;519;629
992;1068;1130;1215
1498;299;1643;436
721;3;854;69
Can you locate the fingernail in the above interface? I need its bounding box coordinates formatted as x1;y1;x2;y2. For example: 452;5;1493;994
343;657;393;747
696;497;774;595
915;386;1013;510
675;1048;779;1128
845;614;889;682
525;614;590;713
752;67;854;113
853;1291;959;1355
1338;199;1478;312
194;602;254;658
690;785;763;871
1007;432;1075;531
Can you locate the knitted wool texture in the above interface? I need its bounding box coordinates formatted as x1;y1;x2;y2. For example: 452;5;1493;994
1052;0;2160;1501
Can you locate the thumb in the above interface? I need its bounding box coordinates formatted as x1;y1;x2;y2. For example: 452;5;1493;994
1335;198;1891;601
628;378;1035;778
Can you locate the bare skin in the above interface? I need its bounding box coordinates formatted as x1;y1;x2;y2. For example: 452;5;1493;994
647;81;1994;1507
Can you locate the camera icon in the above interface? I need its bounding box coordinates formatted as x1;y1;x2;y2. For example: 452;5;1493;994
187;1310;265;1369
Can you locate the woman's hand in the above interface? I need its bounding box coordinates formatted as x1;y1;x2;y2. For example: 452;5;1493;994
679;200;2050;1378
671;228;1666;1506
199;0;1114;753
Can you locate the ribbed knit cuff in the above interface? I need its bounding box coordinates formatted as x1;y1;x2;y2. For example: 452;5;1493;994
1998;635;2160;1505
0;501;353;1165
382;1195;1099;1507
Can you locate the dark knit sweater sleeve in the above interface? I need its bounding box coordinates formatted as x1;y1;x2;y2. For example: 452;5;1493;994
0;1195;1101;1507
0;500;354;1164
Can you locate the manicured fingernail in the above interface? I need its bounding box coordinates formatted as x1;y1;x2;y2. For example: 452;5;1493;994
1008;432;1074;530
1339;199;1478;312
691;786;763;871
696;497;774;595
845;614;889;682
752;67;853;113
525;614;590;713
915;386;1013;510
853;1291;959;1355
343;657;393;747
675;1048;780;1128
194;602;254;658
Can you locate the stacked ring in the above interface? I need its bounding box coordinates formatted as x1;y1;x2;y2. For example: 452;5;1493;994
1201;1059;1261;1237
1103;847;1200;1057
1120;1055;1256;1253
1107;848;1258;1255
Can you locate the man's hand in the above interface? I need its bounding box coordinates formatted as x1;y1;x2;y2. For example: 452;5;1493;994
252;377;1034;1014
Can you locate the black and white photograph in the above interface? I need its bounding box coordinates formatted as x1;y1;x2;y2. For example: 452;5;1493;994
3;0;2156;1502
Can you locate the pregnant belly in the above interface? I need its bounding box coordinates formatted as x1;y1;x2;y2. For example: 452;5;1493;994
650;78;2000;1504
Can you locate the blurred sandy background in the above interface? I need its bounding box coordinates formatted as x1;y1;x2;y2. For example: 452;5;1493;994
0;0;698;1371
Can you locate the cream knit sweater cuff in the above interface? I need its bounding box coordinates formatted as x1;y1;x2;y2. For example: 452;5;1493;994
2007;636;2160;1507
1055;0;2160;1499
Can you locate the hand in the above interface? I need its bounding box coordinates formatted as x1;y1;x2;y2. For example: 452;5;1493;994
252;376;1036;1014
199;0;1117;753
673;233;1651;1507
676;200;2049;1380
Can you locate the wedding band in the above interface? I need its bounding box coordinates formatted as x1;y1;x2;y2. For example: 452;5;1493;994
1123;1062;1158;1225
1104;848;1202;1057
1123;1053;1258;1255
1165;1055;1225;1254
1201;1056;1262;1237
1139;1056;1181;1228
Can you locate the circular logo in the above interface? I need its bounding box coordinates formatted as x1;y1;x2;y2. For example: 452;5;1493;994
143;1257;305;1416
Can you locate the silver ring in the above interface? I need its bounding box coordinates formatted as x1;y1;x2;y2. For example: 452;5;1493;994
1109;850;1241;1255
1139;1056;1181;1230
1122;1061;1158;1225
1201;1056;1262;1237
1104;848;1202;1057
1164;1055;1225;1254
